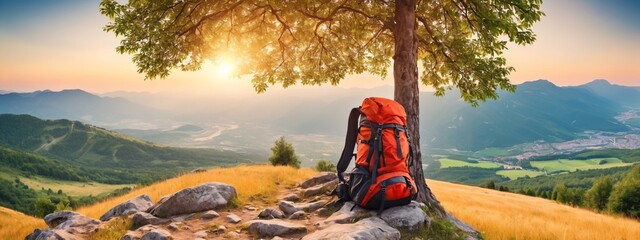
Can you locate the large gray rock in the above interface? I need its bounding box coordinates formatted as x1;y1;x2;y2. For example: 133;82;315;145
33;229;77;240
379;201;429;230
131;212;170;229
278;200;326;215
140;229;172;240
300;172;337;189
147;182;237;218
302;217;400;240
302;179;338;198
24;228;42;240
100;194;154;221
247;220;307;238
258;208;286;219
43;211;100;235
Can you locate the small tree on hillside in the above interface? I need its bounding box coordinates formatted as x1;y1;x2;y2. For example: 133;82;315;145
268;136;300;168
315;160;336;172
584;176;614;211
608;165;640;218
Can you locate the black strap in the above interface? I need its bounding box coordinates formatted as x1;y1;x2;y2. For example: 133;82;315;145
336;107;361;183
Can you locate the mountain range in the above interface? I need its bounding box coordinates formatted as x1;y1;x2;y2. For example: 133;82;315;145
1;79;638;153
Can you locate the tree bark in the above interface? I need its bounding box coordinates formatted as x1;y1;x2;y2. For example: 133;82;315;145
393;0;445;216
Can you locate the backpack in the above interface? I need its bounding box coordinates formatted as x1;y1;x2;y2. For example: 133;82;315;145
335;97;417;211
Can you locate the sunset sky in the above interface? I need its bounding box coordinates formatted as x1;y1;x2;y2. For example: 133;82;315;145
0;1;638;96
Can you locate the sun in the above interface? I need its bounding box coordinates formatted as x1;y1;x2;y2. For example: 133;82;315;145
214;61;235;78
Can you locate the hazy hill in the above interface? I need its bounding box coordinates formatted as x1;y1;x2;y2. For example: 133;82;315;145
578;79;640;108
0;89;163;128
0;114;255;184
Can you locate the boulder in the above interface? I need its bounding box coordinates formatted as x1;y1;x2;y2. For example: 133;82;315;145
258;208;286;219
379;201;429;230
302;217;400;240
100;194;154;221
246;220;307;238
278;200;326;215
315;202;375;229
140;229;171;240
446;213;481;240
315;208;332;217
302;179;338;198
201;210;220;219
24;228;42;240
32;229;77;240
147;182;237;218
226;213;242;223
120;231;137;240
281;194;300;202
300;172;337;189
43;211;100;235
131;212;170;229
289;211;306;220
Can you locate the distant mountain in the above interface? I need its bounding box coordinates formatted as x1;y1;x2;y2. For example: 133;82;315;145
420;80;629;150
0;89;164;128
577;79;640;108
0;114;256;184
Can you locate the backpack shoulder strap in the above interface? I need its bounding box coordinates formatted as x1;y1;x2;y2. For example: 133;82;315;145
336;107;361;183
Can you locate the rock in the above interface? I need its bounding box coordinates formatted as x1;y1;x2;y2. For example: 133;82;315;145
194;230;208;238
315;202;375;229
131;212;170;229
289;211;306;220
201;210;220;219
281;194;300;202
170;213;195;222
379;201;429;230
302;179;338;197
120;231;137;240
226;213;242;223
316;208;332;217
302;217;400;240
258;208;286;219
167;222;180;231
278;200;326;215
140;229;171;240
245;206;257;211
446;213;481;240
43;211;100;235
300;172;337;189
32;229;76;240
246;220;307;238
100;194;154;221
147;182;237;218
24;228;42;240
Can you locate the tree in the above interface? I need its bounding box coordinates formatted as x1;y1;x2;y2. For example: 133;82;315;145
100;0;543;216
553;183;568;203
268;136;300;168
315;160;336;172
35;197;55;217
484;180;495;190
584;176;613;211
608;165;640;218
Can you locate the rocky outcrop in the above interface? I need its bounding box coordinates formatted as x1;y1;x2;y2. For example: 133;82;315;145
302;217;400;240
446;213;481;240
258;208;286;219
147;182;237;218
302;179;338;197
300;172;337;189
379;201;430;230
100;194;153;221
247;220;307;238
131;212;170;229
26;211;101;240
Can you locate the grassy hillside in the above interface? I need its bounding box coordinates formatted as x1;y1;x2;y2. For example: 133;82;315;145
430;180;640;240
4;165;639;239
0;207;45;240
0;114;256;184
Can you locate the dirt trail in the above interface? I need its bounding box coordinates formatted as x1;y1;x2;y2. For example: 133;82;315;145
35;122;74;152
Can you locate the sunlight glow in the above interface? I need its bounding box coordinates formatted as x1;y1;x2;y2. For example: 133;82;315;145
215;62;235;78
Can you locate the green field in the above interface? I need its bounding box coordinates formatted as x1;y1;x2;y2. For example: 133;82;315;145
496;170;545;180
0;171;132;197
530;158;632;173
475;147;513;157
439;158;502;169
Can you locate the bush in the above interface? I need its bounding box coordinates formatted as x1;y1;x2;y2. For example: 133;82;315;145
315;160;336;172
608;165;640;218
584;176;613;211
268;136;300;168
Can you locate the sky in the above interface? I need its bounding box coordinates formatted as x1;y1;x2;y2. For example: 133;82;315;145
0;0;639;96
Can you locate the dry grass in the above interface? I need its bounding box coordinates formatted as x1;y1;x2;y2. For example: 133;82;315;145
0;207;45;240
429;180;640;240
76;165;316;219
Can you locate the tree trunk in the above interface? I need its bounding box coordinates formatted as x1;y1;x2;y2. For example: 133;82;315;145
393;0;445;217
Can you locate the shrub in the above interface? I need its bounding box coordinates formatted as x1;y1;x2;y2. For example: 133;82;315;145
607;165;640;218
268;136;300;168
314;160;336;172
584;176;613;211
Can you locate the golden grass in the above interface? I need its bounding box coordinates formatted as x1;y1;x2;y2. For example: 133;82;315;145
0;207;45;240
76;165;317;219
429;180;640;240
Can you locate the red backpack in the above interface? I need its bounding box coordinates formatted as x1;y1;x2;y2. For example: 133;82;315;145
335;97;417;211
